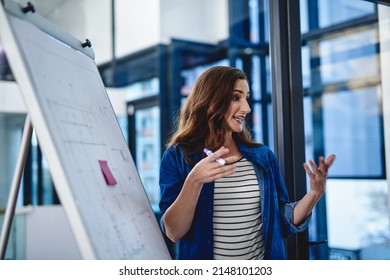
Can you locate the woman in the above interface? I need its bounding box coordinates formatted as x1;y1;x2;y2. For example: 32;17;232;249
159;66;335;260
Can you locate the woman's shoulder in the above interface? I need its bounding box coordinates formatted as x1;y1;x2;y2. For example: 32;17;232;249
163;144;184;158
161;145;185;170
163;144;197;162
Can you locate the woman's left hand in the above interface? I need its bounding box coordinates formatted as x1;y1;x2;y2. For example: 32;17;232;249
293;154;336;225
303;154;336;196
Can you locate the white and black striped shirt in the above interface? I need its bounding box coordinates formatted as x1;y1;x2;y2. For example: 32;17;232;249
213;158;264;260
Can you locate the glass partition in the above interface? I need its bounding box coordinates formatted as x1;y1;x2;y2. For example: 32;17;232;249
302;1;389;259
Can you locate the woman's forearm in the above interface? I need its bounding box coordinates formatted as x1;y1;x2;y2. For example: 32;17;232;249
162;179;203;242
293;190;323;226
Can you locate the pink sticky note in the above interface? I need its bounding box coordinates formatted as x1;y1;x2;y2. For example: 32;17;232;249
98;160;117;186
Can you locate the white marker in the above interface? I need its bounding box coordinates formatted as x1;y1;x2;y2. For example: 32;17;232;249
203;148;226;165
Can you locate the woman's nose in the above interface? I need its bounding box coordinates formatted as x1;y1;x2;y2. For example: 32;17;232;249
241;100;251;113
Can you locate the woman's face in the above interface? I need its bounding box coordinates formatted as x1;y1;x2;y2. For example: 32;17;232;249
223;79;251;133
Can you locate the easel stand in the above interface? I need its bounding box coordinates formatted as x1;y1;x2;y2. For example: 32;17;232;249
0;116;32;259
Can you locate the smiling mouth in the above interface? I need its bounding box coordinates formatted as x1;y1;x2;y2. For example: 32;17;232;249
233;116;245;123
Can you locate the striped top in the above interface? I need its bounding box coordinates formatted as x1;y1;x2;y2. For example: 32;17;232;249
213;158;264;260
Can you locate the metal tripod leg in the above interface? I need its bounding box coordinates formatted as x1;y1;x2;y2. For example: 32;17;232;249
0;115;32;259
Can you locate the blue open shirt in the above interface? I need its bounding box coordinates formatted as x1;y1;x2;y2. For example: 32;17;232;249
159;143;310;259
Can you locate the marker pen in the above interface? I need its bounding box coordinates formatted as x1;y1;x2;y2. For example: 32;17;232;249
203;148;226;165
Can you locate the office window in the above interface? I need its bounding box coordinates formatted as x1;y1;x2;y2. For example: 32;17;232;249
125;78;159;101
302;1;389;260
181;59;230;98
301;0;375;34
323;88;382;177
319;0;375;29
319;26;379;84
303;23;383;178
326;179;389;258
135;106;160;212
301;46;311;88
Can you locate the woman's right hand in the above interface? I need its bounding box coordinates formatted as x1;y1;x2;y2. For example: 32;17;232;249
187;147;239;186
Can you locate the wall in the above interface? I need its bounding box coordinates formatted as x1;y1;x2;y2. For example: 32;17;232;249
24;205;81;259
0;81;26;113
160;0;228;44
115;0;160;59
3;206;81;260
42;0;112;65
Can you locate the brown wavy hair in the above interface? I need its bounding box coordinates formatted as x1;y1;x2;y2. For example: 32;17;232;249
167;66;261;165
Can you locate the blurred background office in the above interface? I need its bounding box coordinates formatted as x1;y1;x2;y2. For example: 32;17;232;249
1;0;390;260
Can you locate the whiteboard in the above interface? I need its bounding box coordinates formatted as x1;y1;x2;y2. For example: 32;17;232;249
0;1;170;259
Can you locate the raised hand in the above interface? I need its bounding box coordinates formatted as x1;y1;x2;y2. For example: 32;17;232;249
303;154;336;196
